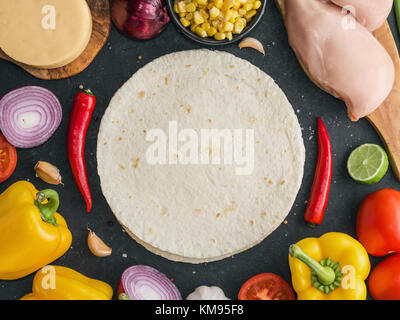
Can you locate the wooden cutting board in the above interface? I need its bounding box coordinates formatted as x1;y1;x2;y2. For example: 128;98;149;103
0;0;110;80
369;24;400;181
276;0;400;181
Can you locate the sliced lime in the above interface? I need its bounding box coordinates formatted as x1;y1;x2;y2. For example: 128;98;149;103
347;144;389;184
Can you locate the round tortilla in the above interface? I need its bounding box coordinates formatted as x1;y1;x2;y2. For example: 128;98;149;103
97;50;305;263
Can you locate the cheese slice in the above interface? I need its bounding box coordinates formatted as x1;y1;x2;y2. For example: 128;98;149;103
0;0;92;69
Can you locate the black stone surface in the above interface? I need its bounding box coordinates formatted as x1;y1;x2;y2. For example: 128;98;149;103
0;1;399;300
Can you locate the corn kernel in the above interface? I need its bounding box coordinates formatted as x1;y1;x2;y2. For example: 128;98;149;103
233;0;241;9
207;26;217;36
179;12;186;17
217;13;225;22
190;23;199;32
211;19;219;27
186;2;196;12
214;32;226;40
193;11;205;24
225;31;232;40
201;22;211;31
207;3;214;9
185;12;193;20
243;3;253;11
229;11;239;23
174;3;180;13
233;17;246;33
238;0;247;3
253;0;261;9
238;8;246;15
180;17;191;27
196;0;208;5
195;26;208;37
209;6;220;19
244;9;256;19
178;1;187;12
200;8;209;19
222;21;234;32
223;9;234;21
222;0;235;10
214;0;224;9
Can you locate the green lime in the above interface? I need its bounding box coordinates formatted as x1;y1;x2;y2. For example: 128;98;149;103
347;144;389;184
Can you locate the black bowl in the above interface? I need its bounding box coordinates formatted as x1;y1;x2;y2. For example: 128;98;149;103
166;0;267;45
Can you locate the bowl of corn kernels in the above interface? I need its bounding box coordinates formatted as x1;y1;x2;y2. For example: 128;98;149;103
167;0;266;45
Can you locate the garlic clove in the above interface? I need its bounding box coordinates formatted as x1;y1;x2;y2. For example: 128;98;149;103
88;231;112;257
238;37;265;55
34;161;63;185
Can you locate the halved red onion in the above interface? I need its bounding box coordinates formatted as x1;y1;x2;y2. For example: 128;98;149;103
120;265;182;300
111;0;170;40
0;86;62;148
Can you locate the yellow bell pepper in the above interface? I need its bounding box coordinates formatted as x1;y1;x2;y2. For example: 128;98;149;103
21;266;113;300
0;181;72;280
288;232;370;300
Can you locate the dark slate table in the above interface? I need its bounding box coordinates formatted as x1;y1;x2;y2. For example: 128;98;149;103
0;1;398;300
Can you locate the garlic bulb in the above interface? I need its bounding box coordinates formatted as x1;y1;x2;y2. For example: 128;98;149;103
186;286;230;300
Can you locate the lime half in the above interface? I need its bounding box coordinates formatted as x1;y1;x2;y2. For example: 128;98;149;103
347;144;389;184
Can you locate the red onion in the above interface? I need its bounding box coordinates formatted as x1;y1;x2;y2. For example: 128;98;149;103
0;86;62;148
111;0;170;40
118;265;182;300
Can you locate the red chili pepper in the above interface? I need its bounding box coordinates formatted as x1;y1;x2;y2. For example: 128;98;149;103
67;89;96;213
304;117;332;226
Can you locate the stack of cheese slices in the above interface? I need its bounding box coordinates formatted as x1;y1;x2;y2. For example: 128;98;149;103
0;0;92;69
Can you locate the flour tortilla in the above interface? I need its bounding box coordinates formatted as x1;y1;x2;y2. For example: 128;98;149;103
97;50;305;263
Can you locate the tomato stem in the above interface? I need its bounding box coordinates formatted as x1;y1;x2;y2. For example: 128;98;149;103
82;88;94;96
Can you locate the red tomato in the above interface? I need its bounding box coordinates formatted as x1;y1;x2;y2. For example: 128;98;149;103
0;134;17;183
238;273;295;300
357;189;400;256
369;254;400;300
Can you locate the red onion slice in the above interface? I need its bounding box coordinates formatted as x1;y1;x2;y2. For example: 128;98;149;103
0;86;62;148
120;265;182;300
